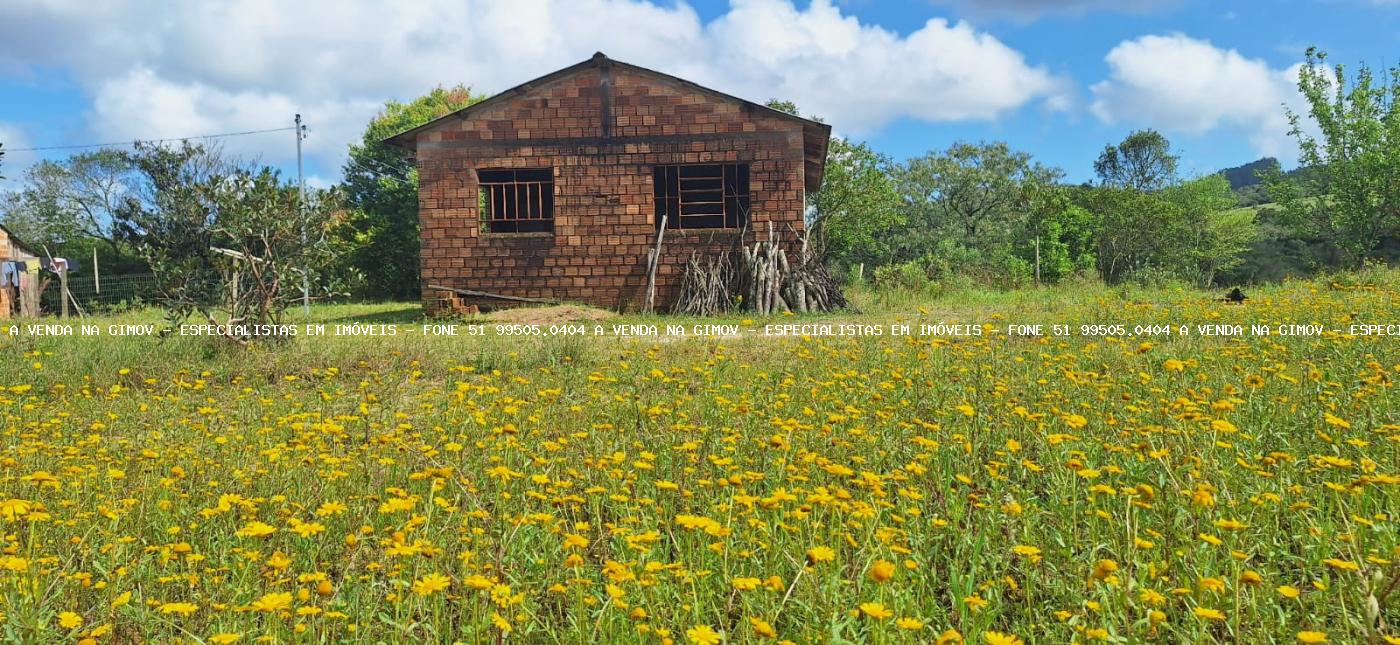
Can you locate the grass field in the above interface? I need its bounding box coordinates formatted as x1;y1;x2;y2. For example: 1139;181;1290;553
0;271;1397;643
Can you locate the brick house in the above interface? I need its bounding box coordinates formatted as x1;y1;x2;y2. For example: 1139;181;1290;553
386;52;830;312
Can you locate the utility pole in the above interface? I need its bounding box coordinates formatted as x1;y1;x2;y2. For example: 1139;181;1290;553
296;113;309;315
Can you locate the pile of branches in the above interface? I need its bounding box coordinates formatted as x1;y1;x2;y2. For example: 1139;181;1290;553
674;222;845;315
673;250;737;315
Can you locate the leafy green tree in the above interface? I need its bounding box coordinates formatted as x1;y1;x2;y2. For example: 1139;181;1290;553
1162;175;1257;285
809;137;902;266
1076;187;1186;283
343;85;484;300
1267;48;1399;267
8;150;132;252
1094;129;1178;191
1020;186;1098;283
763;99;900;268
896;141;1062;257
115;142;346;338
764;99;799;116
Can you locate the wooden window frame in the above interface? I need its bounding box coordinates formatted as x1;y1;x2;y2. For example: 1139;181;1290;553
653;163;750;230
477;168;555;234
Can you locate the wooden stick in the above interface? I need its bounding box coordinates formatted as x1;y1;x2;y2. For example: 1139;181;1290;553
426;284;562;305
645;215;668;313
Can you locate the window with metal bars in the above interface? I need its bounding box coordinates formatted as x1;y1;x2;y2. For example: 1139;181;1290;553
653;163;750;230
477;168;554;233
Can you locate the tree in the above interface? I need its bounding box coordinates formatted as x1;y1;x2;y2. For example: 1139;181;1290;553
342;85;485;300
1266;48;1399;267
1020;186;1098;283
809;137;902;267
762;99;899;268
1076;187;1186;283
1094;129;1178;191
1162;175;1257;285
897;141;1062;254
12;150;133;253
115;142;346;339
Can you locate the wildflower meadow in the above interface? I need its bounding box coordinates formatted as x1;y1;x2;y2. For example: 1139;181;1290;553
0;273;1397;644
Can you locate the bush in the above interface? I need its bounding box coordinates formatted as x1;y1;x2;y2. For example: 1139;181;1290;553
872;260;933;292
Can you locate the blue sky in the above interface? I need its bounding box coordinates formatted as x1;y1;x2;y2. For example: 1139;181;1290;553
1;0;1396;188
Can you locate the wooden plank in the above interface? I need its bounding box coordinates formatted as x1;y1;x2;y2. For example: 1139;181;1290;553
427;284;562;305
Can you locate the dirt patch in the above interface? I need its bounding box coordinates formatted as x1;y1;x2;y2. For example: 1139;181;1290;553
484;305;618;325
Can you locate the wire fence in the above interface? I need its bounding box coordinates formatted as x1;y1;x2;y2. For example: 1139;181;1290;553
39;272;165;316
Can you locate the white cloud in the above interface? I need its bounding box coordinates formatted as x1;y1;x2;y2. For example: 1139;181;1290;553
701;0;1067;130
0;0;1066;175
929;0;1179;22
1089;34;1307;161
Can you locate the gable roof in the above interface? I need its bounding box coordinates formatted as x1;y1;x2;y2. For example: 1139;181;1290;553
384;52;832;193
0;224;37;259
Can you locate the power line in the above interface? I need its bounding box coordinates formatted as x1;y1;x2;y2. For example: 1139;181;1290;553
7;126;299;153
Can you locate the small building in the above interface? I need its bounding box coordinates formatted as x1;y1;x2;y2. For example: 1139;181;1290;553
0;224;41;317
386;52;830;312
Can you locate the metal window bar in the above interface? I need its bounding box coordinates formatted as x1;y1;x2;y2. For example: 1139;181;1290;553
478;168;554;233
654;163;749;230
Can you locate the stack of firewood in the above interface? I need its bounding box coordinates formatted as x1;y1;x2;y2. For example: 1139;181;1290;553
675;222;845;315
673;251;736;315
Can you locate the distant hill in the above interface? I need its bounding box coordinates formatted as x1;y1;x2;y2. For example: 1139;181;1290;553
1220;157;1281;190
1216;158;1329;207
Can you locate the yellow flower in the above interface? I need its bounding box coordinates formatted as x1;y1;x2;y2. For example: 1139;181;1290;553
686;624;722;645
1163;359;1185;372
412;573;451;596
1210;419;1238;433
158;602;199;615
1090;559;1118;581
562;533;590;550
290;521;326;538
868;560;896;583
732;577;762;591
1011;545;1042;563
57;612;83;630
1297;632;1328;643
209;634;242;644
749;616;777;638
983;632;1024;645
1278;585;1302;599
0;499;33;521
1193;607;1227;621
896;617;924;630
806;545;835;564
1323;558;1360;572
110;591;132;608
936;629;964;644
859;602;893;619
233;521;276;538
491;612;512;634
249;592;293;612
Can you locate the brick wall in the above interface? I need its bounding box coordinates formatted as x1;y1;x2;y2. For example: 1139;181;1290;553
413;63;809;312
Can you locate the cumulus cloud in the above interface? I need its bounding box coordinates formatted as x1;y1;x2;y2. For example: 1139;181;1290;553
1089;34;1307;160
929;0;1179;22
0;0;1066;176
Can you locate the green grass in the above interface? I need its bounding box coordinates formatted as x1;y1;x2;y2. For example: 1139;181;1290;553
0;271;1396;643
